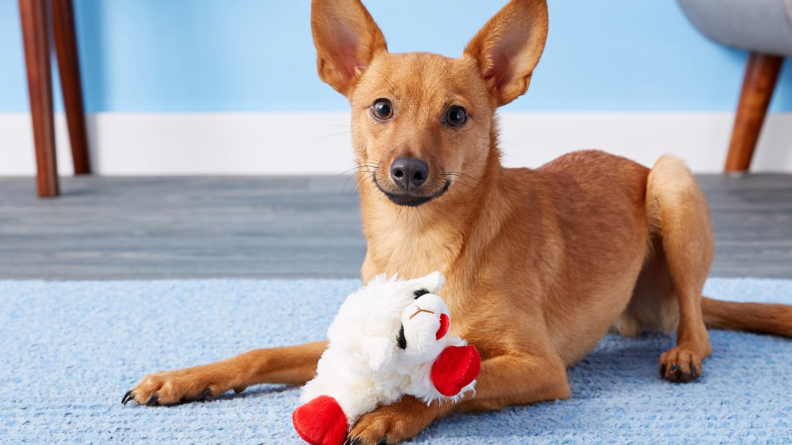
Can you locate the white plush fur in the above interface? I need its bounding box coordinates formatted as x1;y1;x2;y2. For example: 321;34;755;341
300;272;476;426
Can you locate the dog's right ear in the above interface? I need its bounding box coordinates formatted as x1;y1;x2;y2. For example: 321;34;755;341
311;0;387;97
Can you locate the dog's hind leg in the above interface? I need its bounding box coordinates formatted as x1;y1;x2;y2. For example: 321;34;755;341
645;155;714;382
123;341;327;406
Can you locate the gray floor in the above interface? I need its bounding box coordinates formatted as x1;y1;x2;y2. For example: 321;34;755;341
0;174;790;280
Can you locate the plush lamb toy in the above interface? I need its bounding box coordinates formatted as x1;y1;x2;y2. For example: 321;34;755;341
292;271;480;445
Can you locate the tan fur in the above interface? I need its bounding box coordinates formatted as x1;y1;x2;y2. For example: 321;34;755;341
125;1;792;443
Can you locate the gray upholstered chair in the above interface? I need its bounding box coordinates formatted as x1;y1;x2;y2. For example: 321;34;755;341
677;0;791;172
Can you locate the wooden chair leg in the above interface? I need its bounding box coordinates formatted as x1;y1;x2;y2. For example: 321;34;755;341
19;0;59;197
725;53;784;172
52;0;90;175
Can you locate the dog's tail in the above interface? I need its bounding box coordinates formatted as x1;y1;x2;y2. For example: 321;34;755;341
702;297;792;337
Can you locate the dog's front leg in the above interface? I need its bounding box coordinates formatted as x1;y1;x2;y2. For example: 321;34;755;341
123;341;327;406
457;352;570;412
346;395;455;445
347;352;570;444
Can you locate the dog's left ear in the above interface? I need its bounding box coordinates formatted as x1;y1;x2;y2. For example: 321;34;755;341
464;0;549;107
311;0;388;97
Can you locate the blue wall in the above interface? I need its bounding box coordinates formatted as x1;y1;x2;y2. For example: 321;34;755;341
1;0;791;113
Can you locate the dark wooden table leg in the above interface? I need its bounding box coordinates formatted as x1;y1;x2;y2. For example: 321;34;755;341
19;0;59;197
52;0;91;175
725;52;784;173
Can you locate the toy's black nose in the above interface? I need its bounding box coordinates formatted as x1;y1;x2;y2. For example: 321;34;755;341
390;157;429;190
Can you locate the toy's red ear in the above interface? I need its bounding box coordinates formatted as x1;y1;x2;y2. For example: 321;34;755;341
430;345;481;397
436;314;450;340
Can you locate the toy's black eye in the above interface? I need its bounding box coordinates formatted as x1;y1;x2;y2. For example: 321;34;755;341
413;288;430;299
371;99;393;121
445;106;467;127
396;325;407;349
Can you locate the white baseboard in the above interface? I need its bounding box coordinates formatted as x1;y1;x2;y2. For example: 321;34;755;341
2;112;791;175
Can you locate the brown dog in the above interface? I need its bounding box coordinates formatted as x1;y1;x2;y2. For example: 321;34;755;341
123;0;792;443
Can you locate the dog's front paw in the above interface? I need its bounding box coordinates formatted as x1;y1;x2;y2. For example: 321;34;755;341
122;366;244;406
345;396;437;445
659;346;703;383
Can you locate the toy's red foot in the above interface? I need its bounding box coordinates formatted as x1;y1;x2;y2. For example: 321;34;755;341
292;395;348;445
431;345;481;397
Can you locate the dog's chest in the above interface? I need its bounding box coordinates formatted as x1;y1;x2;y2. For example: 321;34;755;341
365;224;462;280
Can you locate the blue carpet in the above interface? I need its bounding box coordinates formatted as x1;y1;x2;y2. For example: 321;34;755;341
1;278;792;444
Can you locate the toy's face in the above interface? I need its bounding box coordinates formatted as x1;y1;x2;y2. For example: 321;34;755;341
397;291;451;365
349;271;449;372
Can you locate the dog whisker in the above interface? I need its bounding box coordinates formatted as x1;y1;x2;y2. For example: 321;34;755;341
451;180;475;191
443;171;481;183
442;174;477;191
348;171;377;201
392;203;405;230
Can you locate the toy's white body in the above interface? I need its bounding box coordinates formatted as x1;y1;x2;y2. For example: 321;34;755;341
300;272;476;426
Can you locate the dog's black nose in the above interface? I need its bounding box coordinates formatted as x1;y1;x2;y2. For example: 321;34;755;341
390;157;429;190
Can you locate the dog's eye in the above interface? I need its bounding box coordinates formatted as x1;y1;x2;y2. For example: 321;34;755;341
371;99;394;121
396;325;407;349
445;106;467;127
